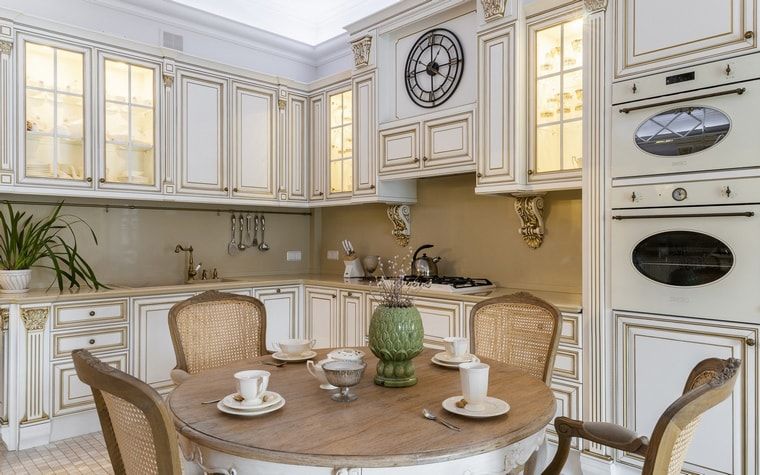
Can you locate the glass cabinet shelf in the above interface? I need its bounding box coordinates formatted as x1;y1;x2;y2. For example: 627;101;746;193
329;89;353;194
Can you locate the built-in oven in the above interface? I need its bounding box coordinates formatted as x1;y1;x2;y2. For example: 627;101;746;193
611;54;760;182
611;179;760;323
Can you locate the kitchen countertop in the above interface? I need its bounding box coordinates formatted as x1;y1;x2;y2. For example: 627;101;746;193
0;274;582;313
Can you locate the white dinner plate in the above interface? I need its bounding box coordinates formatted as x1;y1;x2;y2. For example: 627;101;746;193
272;350;317;362
442;395;510;418
217;397;285;417
432;352;479;366
221;391;282;411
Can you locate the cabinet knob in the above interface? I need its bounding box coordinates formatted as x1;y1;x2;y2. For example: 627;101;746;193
98;178;106;184
528;169;534;175
332;294;336;299
233;187;239;193
745;31;755;39
370;184;376;189
276;288;281;293
89;310;96;316
413;157;419;163
632;83;637;94
477;172;483;178
422;156;429;162
347;291;353;296
88;339;95;345
86;177;93;183
318;191;324;196
223;186;229;192
747;338;756;347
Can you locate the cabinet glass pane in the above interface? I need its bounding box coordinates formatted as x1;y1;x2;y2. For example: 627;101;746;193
330;160;341;193
536;25;562;77
562;19;583;70
103;59;156;186
562;70;583;121
537;76;561;125
562;121;582;169
342;160;352;192
341;90;353;123
330;127;343;160
342;124;353;158
536;125;561;173
329;89;352;193
24;42;85;181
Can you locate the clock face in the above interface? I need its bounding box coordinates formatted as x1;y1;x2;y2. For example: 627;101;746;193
404;28;464;109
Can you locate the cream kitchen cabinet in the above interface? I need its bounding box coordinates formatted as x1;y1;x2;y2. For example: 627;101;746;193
131;293;193;394
352;71;377;196
175;67;228;197
340;290;365;347
52;351;127;417
254;285;301;352
615;312;758;474
305;287;339;349
412;297;463;349
615;0;758;79
287;94;308;201
230;81;277;199
309;94;327;201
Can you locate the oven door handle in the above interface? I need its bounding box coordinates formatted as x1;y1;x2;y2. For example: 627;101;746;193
618;88;747;114
612;212;755;220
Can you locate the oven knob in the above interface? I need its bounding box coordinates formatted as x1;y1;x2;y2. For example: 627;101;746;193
672;187;688;202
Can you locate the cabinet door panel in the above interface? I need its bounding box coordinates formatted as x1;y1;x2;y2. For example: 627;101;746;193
353;72;376;195
306;288;337;349
379;124;420;174
53;352;128;416
423;112;473;168
340;290;365;347
233;83;275;198
288;95;308;201
255;286;299;351
616;312;757;474
412;297;462;349
177;70;227;195
309;95;326;200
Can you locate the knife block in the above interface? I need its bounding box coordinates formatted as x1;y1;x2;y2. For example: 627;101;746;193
343;259;365;278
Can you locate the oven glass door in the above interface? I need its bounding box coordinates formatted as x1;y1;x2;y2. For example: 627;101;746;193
611;205;760;322
611;81;760;179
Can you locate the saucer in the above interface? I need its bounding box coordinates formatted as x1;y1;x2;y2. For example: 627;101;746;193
434;351;478;364
442;395;510;418
217;397;285;417
222;391;282;411
432;354;480;369
272;350;317;362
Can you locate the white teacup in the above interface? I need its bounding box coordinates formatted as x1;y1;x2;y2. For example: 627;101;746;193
234;370;270;406
443;337;469;358
459;362;490;412
306;359;338;390
326;348;366;362
276;338;316;355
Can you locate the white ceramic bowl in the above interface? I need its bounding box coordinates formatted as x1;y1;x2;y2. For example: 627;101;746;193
277;338;315;355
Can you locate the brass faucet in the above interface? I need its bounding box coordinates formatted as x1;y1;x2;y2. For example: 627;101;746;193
174;245;201;281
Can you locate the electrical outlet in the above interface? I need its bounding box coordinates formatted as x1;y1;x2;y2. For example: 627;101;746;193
286;250;302;262
327;250;340;260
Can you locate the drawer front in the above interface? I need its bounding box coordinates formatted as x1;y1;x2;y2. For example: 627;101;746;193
53;300;127;329
53;326;128;359
412;297;462;349
379;124;420;173
548;379;582;448
53;352;128;416
553;346;581;383
423;112;474;168
560;312;581;347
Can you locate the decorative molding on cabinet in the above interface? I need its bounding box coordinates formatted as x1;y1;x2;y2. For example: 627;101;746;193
583;0;608;13
162;59;176;190
0;33;13;173
162;74;174;87
0;41;11;54
0;307;8;331
278;98;287;110
511;193;545;249
387;204;412;247
351;36;372;68
20;307;49;425
480;0;507;21
21;307;49;331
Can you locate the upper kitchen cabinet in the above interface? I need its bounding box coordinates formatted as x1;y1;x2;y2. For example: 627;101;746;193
309;94;327;201
352;71;377;196
97;53;161;192
231;81;277;200
615;0;757;79
327;87;354;199
18;35;92;188
287;93;309;202
175;67;228;197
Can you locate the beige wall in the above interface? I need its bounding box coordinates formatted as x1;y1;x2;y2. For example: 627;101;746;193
317;174;582;293
0;197;314;289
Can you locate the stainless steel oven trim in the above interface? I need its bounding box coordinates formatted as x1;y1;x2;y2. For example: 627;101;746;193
618;87;746;113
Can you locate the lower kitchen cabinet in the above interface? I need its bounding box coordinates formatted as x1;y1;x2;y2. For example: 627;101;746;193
412;297;462;349
52;352;128;417
254;285;301;351
340;290;365;347
131;293;193;394
548;379;582;449
615;312;758;474
305;287;339;349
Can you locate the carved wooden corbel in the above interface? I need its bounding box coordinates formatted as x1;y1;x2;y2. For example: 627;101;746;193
480;0;507;21
511;193;546;249
0;307;8;332
0;41;12;54
387;204;411;247
351;36;372;68
583;0;608;13
162;74;174;87
21;307;48;331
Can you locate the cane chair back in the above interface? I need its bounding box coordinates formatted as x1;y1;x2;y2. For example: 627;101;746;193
643;358;741;475
168;290;268;375
72;349;181;475
470;292;562;384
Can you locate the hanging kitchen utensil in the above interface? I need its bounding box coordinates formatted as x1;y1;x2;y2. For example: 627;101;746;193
227;215;239;256
237;215;247;251
258;215;270;251
252;215;259;247
246;214;254;246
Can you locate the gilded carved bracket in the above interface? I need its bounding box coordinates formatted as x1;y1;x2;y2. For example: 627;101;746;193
511;193;546;249
480;0;507;21
387;204;411;247
351;36;372;68
21;307;48;331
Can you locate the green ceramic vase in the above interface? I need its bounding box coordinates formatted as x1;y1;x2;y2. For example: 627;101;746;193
368;305;424;387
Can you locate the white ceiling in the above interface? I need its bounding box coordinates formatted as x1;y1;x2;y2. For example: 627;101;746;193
169;0;401;46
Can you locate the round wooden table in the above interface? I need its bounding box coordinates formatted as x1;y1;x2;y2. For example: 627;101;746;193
168;348;555;475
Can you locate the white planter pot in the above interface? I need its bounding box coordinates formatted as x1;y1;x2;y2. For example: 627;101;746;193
0;269;32;293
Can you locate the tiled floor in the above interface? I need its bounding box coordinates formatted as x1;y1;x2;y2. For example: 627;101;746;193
0;432;113;474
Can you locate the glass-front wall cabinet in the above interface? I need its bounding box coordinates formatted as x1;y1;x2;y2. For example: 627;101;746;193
530;15;583;181
329;89;352;195
103;58;157;187
24;41;86;182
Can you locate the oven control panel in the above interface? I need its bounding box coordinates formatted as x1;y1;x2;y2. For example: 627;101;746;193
611;177;760;209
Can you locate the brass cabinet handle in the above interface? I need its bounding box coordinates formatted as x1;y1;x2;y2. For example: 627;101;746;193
413;157;419;163
86;177;93;182
233;187;238;192
88;339;95;345
477;172;483;178
422;156;429;162
747;338;756;347
276;288;281;293
370;184;376;189
528;169;534;175
331;294;336;299
745;31;755;39
619;88;746;114
89;310;96;316
98;178;106;184
318;191;324;196
347;291;353;297
223;186;229;192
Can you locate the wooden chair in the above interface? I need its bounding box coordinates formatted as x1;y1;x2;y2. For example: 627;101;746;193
470;292;563;384
168;290;268;384
72;349;182;475
543;357;742;475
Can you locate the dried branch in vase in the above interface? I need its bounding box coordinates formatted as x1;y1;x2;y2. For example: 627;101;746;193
371;247;430;308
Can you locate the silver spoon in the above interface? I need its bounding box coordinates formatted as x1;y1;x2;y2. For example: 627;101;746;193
227;215;239;255
422;408;461;431
251;215;259;247
258;215;270;251
237;215;247;251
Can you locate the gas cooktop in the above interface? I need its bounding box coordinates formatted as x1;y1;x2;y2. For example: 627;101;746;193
402;275;496;294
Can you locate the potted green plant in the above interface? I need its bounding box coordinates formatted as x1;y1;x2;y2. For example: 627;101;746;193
0;201;105;293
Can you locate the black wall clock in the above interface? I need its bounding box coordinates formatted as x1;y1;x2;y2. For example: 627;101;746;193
404;28;464;109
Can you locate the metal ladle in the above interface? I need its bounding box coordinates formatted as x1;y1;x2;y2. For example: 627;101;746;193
237;215;247;251
258;215;270;251
227;215;239;256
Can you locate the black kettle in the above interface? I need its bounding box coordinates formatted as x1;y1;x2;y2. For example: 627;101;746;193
411;244;442;277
